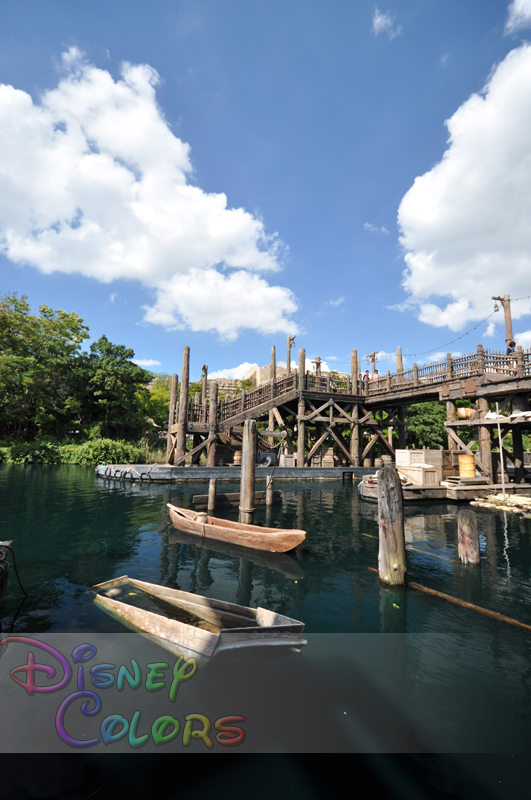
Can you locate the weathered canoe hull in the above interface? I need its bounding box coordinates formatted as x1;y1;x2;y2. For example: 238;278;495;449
92;575;307;663
167;504;306;553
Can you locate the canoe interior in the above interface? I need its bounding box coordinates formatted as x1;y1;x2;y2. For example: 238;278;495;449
167;503;305;537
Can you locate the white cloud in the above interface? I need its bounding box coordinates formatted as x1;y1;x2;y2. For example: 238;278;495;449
325;297;344;307
372;8;402;40
515;330;531;348
109;292;117;303
0;48;298;340
132;358;161;367
398;44;531;332
440;54;450;67
364;222;389;234
209;362;259;380
505;0;531;34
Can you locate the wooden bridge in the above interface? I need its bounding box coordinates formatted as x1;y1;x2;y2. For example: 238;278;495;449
166;343;531;485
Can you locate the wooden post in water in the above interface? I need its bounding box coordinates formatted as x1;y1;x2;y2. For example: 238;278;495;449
166;373;178;463
175;347;190;464
208;478;217;512
298;347;306;390
297;395;306;467
377;466;406;585
206;381;218;467
457;509;480;566
351;403;360;466
266;475;274;506
351;349;358;394
239;419;256;524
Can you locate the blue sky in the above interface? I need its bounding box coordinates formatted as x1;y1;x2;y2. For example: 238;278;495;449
2;1;531;381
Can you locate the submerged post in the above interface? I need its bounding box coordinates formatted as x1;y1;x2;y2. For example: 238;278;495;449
208;478;217;512
166;373;178;463
457;509;480;566
206;381;218;467
175;347;190;463
239;419;256;524
377;466;406;585
266;475;274;506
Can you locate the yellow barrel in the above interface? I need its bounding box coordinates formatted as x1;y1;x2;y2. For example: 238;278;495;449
457;408;475;420
458;454;475;477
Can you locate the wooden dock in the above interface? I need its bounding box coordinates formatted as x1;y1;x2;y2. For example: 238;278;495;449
359;478;531;503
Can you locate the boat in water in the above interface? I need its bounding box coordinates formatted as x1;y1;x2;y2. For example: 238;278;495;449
92;575;307;664
166;503;306;553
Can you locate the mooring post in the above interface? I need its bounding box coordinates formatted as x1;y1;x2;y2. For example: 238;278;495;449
166;373;178;463
457;509;480;566
239;419;256;524
206;381;218;467
175;347;190;464
351;402;360;466
351;349;358;394
298;347;306;391
208;478;217;512
377;466;406;585
266;475;274;506
297;395;306;467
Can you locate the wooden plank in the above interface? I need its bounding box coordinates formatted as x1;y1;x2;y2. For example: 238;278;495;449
305;429;330;464
272;406;296;454
174;434;216;467
218;389;298;429
377;466;406;585
327;426;355;465
362;433;379;460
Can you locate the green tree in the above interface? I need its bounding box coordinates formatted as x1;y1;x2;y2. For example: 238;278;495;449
405;402;447;449
79;335;154;438
0;293;89;438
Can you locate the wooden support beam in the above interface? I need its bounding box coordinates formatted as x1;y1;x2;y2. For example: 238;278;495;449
298;348;306;391
165;372;178;463
206;381;218;467
362;433;379;460
174;434;216;467
477;396;493;483
175;347;190;463
351;349;358;395
327;425;355;465
305;429;330;464
272;406;296;454
297;395;305;468
350;402;360;466
445;426;490;476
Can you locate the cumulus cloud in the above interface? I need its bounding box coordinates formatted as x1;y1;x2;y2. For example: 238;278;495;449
515;330;531;348
372;8;402;40
0;48;298;339
505;0;531;34
132;358;161;367
209;362;258;380
398;43;531;332
325;297;344;307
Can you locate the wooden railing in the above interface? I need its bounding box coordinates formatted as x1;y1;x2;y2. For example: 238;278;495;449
175;345;531;426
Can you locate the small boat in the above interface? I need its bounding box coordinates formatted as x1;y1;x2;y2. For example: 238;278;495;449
92;576;307;663
166;503;306;553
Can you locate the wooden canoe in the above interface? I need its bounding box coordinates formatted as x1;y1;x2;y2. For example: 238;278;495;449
166;503;306;553
92;575;307;662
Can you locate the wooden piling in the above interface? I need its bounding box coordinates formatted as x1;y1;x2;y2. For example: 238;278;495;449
447;400;457;452
268;409;275;447
476;397;493;482
350;402;360;466
239;419;256;524
165;373;178;463
206;381;218;467
208;478;217;512
351;350;358;394
201;364;208;406
297;395;306;467
175;347;190;464
298;348;306;390
512;394;528;483
396;346;403;384
457;509;480;566
377;466;406;586
271;345;276;382
266;476;274;506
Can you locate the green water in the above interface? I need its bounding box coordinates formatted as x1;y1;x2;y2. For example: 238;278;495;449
2;464;531;637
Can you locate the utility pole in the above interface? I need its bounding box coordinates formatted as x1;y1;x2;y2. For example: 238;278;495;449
311;356;322;377
492;294;514;346
364;351;378;377
286;336;296;376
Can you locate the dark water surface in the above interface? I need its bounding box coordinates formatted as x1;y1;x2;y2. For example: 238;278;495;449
2;465;531;760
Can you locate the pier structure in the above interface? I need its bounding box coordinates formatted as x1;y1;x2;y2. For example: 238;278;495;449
164;341;531;482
